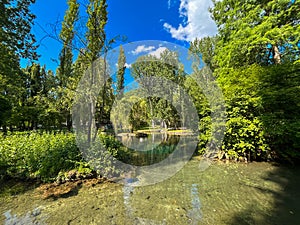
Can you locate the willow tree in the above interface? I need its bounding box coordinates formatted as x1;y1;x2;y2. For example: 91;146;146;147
131;49;185;129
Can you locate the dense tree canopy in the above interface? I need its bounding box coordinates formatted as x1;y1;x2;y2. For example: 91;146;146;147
0;0;38;60
211;0;300;67
0;0;299;164
191;0;300;161
0;0;38;132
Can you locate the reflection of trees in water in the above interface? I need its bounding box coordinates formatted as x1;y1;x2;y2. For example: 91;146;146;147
120;134;181;166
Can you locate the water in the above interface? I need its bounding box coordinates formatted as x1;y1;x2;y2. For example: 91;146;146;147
187;184;202;224
116;133;184;166
122;177;201;224
123;179;167;225
4;208;44;225
1;140;300;224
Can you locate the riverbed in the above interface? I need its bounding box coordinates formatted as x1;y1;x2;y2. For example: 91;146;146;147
1;159;299;225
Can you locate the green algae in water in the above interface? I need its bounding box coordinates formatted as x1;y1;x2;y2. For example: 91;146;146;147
1;160;300;224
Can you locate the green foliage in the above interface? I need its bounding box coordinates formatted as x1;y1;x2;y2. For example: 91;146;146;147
217;65;268;159
211;0;300;67
0;1;38;126
11;64;60;130
0;0;38;131
184;75;211;154
86;0;108;61
130;50;186;129
259;63;300;161
190;36;217;71
223;116;268;160
0;95;11;129
197;116;212;155
79;133;131;177
129;99;150;130
116;45;126;95
216;63;300;162
0;0;38;60
99;133;122;158
0;132;82;182
184;1;300;162
56;0;79;131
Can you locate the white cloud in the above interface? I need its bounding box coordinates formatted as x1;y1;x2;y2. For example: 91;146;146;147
125;63;132;68
131;45;155;55
164;0;217;42
115;62;132;68
149;47;168;58
168;0;177;9
168;0;171;9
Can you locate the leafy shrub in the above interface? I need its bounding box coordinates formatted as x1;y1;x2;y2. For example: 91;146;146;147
222;116;269;160
259;64;300;162
0;132;82;182
217;64;300;162
216;66;269;160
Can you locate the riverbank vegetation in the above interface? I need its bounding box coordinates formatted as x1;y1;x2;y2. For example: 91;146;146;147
0;0;299;184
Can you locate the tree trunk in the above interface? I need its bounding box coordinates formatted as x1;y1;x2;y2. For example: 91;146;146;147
272;45;281;64
66;112;72;131
3;125;7;135
148;97;155;128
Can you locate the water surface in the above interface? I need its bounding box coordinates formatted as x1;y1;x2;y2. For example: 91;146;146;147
1;159;300;224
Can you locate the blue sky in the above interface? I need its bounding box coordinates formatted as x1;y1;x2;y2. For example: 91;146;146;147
23;0;217;72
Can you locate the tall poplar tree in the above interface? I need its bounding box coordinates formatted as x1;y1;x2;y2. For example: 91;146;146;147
58;0;79;86
86;0;107;62
57;0;79;130
84;0;111;140
116;45;126;95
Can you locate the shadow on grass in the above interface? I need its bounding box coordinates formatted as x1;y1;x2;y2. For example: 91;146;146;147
228;164;300;225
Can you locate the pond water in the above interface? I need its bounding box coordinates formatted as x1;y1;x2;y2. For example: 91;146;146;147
1;135;300;224
116;133;198;170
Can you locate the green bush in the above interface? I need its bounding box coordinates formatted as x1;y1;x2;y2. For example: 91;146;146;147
222;116;269;160
0;131;132;182
0;132;82;182
259;64;300;162
217;66;269;160
216;64;300;162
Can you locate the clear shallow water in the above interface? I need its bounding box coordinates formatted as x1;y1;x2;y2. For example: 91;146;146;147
117;134;185;166
1;159;300;225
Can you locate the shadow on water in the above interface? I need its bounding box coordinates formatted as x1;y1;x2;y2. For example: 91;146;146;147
0;178;40;197
228;163;300;225
0;178;85;201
